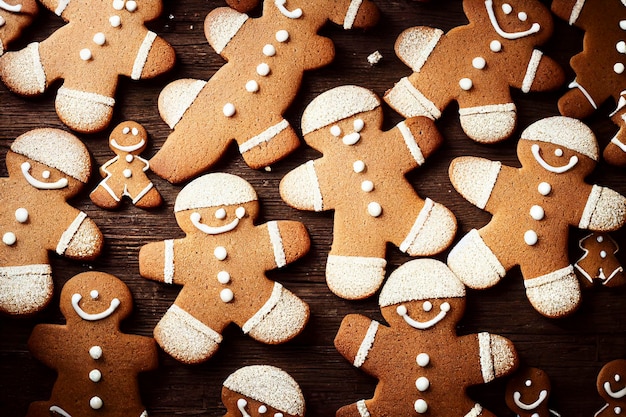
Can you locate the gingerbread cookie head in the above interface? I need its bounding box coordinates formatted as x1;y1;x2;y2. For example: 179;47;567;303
0;0;37;55
505;367;552;417
597;359;626;416
222;365;305;417
108;121;148;156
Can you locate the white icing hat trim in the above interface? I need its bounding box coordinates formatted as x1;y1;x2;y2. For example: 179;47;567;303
174;173;257;212
520;116;598;161
301;86;380;135
223;365;305;416
11;128;91;183
379;259;465;307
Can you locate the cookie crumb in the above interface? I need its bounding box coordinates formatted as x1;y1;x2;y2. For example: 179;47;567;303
367;50;382;65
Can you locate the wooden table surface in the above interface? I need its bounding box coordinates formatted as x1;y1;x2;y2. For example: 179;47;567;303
2;0;625;416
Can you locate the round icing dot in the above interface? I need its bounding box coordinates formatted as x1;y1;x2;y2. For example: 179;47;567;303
125;154;134;163
616;407;622;415
217;271;231;284
554;148;563;157
502;3;512;14
214;246;227;261
215;208;227;219
263;44;276;57
112;0;124;10
367;202;382;217
441;302;451;312
258;405;268;414
490;40;502;52
122;127;130;134
342;132;361;146
414;399;428;414
459;78;473;91
126;0;137;11
90;290;99;299
257;63;270;76
524;230;538;246
90;396;104;410
615;63;625;74
3;232;16;246
416;376;430;392
597;235;605;243
276;29;289;43
93;32;106;46
89;369;102;382
42;170;51;179
538;182;551;196
245;80;259;93
110;15;121;27
330;125;342;137
132;128;139;135
472;57;486;69
235;207;246;218
616;374;621;382
396;304;407;316
601;250;608;259
223;103;236;117
80;48;92;61
361;180;374;192
618;41;626;54
123;169;132;178
89;346;103;360
529;205;544;220
220;288;234;303
525;379;532;387
238;399;247;408
621;20;626;30
422;301;432;312
416;353;430;367
353;119;365;132
15;208;29;223
518;11;527;21
353;160;365;173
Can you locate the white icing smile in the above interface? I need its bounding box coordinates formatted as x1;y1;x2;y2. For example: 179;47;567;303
0;0;22;12
513;390;548;410
605;381;626;399
71;293;121;321
275;0;302;19
110;138;145;152
531;144;578;173
396;302;450;330
485;0;540;40
21;162;68;190
190;207;246;235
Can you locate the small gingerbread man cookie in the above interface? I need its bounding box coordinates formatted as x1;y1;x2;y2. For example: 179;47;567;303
150;0;379;183
595;359;626;417
506;367;559;417
0;0;176;133
447;117;626;318
90;121;162;210
0;0;37;55
384;0;564;143
575;232;625;288
26;271;158;417
0;128;103;316
139;173;310;364
222;365;305;417
334;259;519;416
280;85;456;300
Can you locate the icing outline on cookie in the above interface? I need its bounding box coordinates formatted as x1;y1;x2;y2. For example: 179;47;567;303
275;0;302;19
396;302;451;330
110;138;146;153
190;207;246;235
531;144;578;173
71;293;121;321
21;162;69;190
0;0;22;12
485;0;540;40
513;389;548;410
605;381;626;399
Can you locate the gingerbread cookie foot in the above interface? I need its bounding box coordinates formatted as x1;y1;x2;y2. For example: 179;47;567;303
326;255;386;300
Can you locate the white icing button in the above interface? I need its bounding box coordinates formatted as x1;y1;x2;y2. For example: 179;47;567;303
90;396;104;410
42;170;51;179
416;353;430;367
123;169;132;178
524;230;538;246
215;208;227;219
214;246;228;261
126;0;137;11
597;235;605;243
615;63;625;75
361;180;374;192
263;44;276;57
3;232;16;246
89;346;103;360
621;20;626;30
353;160;365;173
217;271;231;284
416;376;430;392
15;208;29;223
110;15;122;27
502;3;512;14
93;32;106;46
125;154;134;162
601;250;607;259
414;399;428;414
245;80;259;93
90;290;99;299
529;205;544;220
518;11;527;21
616;407;622;415
367;202;382;217
459;78;473;91
223;103;236;117
257;63;270;76
89;369;102;382
112;0;124;10
538;182;551;196
490;40;502;52
618;41;626;54
220;288;234;303
80;48;92;61
258;405;268;414
354;119;365;132
276;30;289;42
472;57;486;69
330;125;342;137
525;379;532;387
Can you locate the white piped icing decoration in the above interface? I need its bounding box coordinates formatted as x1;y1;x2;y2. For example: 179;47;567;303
258;405;268;414
414;399;428;413
223;103;236;117
525;379;532;387
621;20;626;30
80;48;92;61
123;169;132;178
598;235;605;243
342;132;360;145
112;0;124;10
490;40;502;52
354;119;364;132
89;369;102;382
275;29;289;43
616;407;622;414
422;301;433;312
0;16;4;27
529;205;544;220
618;41;626;54
485;0;540;40
531;144;578;173
538;182;551;196
330;125;342;137
215;208;227;220
518;12;527;21
361;180;374;192
554;148;564;157
275;0;302;19
416;353;430;367
472;57;486;69
257;63;270;76
72;293;121;321
3;232;16;246
131;127;139;135
15;208;28;223
616;63;625;75
245;80;259;93
220;288;234;303
217;271;230;284
93;33;106;46
126;0;137;11
89;346;103;360
125;154;134;163
524;230;538;246
367;202;382;217
353;160;365;173
42;170;51;179
263;44;276;57
397;302;451;329
90;396;103;410
110;15;121;27
122;127;130;134
215;246;228;261
90;290;99;299
459;78;473;91
416;376;430;392
502;3;512;14
601;250;608;259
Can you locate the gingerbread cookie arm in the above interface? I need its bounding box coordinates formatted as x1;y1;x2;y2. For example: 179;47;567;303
27;324;66;369
132;33;175;80
131;335;159;372
258;220;311;269
509;50;565;93
205;7;248;59
449;156;504;211
474;333;519;383
334;314;388;377
37;0;70;18
57;212;103;260
280;159;331;212
391;116;443;172
139;239;184;286
578;185;626;232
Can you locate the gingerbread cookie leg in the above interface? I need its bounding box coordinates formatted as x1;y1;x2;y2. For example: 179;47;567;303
604;106;626;166
522;266;581;318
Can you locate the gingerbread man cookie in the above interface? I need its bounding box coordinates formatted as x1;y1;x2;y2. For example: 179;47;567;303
90;121;162;210
149;0;380;183
26;271;158;417
0;0;37;55
447;116;626;318
222;365;305;417
0;128;103;316
506;367;559;417
139;173;310;364
334;259;519;417
384;0;564;143
552;0;626;166
279;86;456;300
575;232;625;288
0;0;176;133
595;359;626;417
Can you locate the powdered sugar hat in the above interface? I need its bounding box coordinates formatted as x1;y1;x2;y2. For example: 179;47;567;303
10;128;91;183
174;173;257;212
223;365;305;416
301;85;380;135
520;116;599;161
379;259;466;307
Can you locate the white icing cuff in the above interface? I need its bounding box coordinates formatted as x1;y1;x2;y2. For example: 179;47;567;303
164;239;175;284
386;77;441;119
99;180;121;202
447;229;506;289
353;320;379;368
569;0;586;24
478;332;494;383
132;183;155;204
239;119;290;154
159;79;207;129
56;212;87;255
57;86;115;106
169;304;222;341
399;198;434;253
450;158;501;209
242;282;283;334
521;49;543;93
610;136;626;153
326;255;386;299
280;161;323;211
0;264;52;315
267;221;287;268
524;265;580;317
356;400;371;417
131;31;157;80
207;9;248;54
29;42;46;94
55;0;70;16
396;27;443;73
398;121;425;165
343;0;362;29
579;185;626;230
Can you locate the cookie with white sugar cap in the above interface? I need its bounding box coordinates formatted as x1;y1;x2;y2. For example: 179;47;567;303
174;172;257;213
222;365;305;417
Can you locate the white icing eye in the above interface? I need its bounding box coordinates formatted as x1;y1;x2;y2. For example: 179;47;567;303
330;125;342;137
502;3;512;14
246;80;259;93
275;30;289;42
554;148;563;157
459;78;473;91
354;119;364;132
525;379;532;387
353;160;365;173
615;63;625;74
396;304;408;316
15;208;29;223
215;208;227;219
342;132;361;146
112;0;124;10
258;405;268;414
223;103;236;117
0;16;5;27
617;41;626;54
80;48;92;61
615;407;622;414
616;374;622;382
217;271;231;284
110;15;122;27
472;57;486;69
518;12;527;21
132;128;139;135
263;44;276;57
441;302;451;312
42;170;51;179
93;32;106;46
235;207;246;218
257;63;271;76
422;301;433;312
190;212;202;223
490;40;502;52
90;290;99;300
126;0;137;11
122;127;130;134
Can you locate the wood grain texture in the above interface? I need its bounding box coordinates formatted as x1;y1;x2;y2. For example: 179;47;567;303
1;0;625;416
